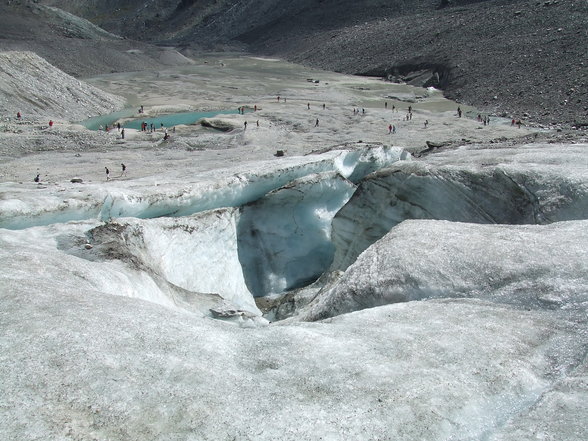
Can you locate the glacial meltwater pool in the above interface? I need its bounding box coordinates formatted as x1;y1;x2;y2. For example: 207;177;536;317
79;109;242;131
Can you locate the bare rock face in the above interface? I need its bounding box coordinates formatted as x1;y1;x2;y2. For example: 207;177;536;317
0;51;125;119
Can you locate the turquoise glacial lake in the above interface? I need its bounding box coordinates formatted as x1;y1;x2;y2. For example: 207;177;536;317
80;109;242;131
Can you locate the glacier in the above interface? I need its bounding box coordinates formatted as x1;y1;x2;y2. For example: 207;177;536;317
1;53;587;441
330;143;588;272
0;145;407;230
1;139;587;441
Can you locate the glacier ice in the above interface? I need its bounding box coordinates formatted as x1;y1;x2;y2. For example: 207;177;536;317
1;272;585;441
330;143;588;271
0;145;406;230
298;219;588;321
238;171;356;297
85;209;260;314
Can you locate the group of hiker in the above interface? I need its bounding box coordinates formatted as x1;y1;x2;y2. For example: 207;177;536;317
24;94;529;185
104;163;127;181
33;163;128;184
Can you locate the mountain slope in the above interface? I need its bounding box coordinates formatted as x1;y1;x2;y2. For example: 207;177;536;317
28;0;588;125
0;1;174;77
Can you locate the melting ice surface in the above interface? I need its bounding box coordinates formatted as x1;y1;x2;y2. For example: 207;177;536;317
0;145;408;304
0;145;408;229
1;142;587;441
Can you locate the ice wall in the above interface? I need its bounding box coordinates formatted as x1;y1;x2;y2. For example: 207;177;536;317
106;209;260;313
238;172;356;297
331;152;588;271
0;145;406;230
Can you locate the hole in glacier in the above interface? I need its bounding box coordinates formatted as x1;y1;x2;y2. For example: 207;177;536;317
236;173;356;297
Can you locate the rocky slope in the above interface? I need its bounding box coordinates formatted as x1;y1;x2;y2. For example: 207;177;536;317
0;51;124;120
40;0;588;127
0;1;189;77
267;0;588;127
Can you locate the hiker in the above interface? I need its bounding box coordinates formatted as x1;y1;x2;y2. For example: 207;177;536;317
408;105;412;113
117;122;121;131
105;167;110;181
34;174;40;183
392;105;396;112
457;107;462;118
315;118;319;127
163;133;170;140
388;124;392;134
121;163;127;177
277;96;280;102
307;103;310;110
244;121;247;130
256;120;259;127
17;111;21;120
254;105;257;111
392;125;396;134
424;120;429;128
121;128;125;139
322;103;326;110
49;120;53;128
385;102;388;109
